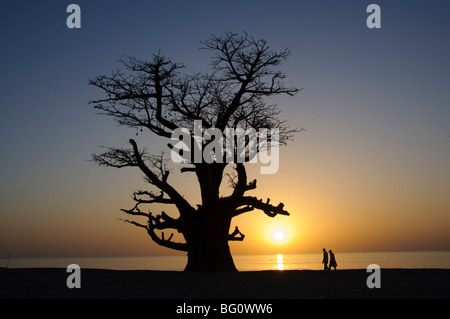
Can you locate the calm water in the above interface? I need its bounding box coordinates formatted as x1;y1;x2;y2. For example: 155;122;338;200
2;251;450;271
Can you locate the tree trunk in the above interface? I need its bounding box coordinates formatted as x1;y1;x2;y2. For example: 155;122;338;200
184;236;237;272
183;206;237;272
181;164;237;271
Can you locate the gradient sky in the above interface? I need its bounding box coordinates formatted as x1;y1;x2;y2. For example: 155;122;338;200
1;0;449;258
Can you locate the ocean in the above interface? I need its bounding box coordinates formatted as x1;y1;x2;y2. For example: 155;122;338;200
2;251;450;271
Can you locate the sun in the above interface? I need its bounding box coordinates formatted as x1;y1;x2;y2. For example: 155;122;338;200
272;230;286;242
262;220;296;247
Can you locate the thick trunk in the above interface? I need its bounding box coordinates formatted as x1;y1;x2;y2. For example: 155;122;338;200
179;164;237;271
182;205;237;272
196;163;225;206
184;236;237;272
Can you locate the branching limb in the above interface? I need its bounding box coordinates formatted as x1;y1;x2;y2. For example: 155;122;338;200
133;190;174;204
120;203;150;219
121;204;188;252
129;139;195;215
146;211;188;251
228;226;245;241
202;32;300;130
180;165;197;173
146;228;187;251
232;205;254;217
89;54;183;138
149;211;180;230
91;146;139;168
119;218;147;229
234;196;289;218
229;163;257;198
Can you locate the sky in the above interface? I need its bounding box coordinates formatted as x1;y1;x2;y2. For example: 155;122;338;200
1;0;449;258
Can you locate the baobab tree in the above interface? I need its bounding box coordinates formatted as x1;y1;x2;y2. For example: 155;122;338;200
90;32;301;271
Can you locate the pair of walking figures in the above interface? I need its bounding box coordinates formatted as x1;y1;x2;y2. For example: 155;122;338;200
322;248;337;270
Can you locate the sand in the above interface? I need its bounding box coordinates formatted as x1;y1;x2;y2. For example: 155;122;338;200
1;268;449;300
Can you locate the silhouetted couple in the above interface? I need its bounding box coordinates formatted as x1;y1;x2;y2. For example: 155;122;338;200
322;248;337;270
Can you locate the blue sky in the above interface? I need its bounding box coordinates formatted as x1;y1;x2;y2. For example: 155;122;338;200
1;1;449;257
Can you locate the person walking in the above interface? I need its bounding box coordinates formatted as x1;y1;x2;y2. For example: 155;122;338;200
328;250;337;270
322;248;328;270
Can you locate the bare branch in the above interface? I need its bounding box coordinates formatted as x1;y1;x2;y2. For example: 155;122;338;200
91;147;138;168
129;139;195;215
89;54;184;138
121;204;150;219
119;218;147;229
146;211;188;251
146;227;188;251
230;163;257;198
232;205;254;217
201;32;300;130
228;226;245;241
120;202;188;252
149;211;180;230
133;190;174;204
180;166;197;173
234;196;289;218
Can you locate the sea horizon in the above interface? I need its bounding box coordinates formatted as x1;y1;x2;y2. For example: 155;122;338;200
2;250;450;271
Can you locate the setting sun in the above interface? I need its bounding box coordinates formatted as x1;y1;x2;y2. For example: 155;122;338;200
259;218;297;250
273;231;286;242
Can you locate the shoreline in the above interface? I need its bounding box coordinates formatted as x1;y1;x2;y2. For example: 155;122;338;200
1;268;449;299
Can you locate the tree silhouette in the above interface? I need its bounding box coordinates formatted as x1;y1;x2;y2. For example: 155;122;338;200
90;32;300;271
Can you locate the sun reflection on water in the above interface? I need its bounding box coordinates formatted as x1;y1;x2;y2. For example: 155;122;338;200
277;254;284;270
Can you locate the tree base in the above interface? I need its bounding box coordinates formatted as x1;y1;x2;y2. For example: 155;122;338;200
184;243;238;272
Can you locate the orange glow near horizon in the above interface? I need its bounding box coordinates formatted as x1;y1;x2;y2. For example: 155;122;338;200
2;158;450;259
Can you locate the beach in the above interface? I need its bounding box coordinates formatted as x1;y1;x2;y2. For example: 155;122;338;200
1;268;449;299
